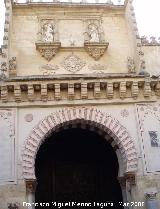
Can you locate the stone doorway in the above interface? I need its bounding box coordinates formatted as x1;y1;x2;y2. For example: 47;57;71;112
35;128;124;209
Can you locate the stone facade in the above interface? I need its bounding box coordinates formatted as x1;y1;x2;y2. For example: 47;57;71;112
0;0;160;209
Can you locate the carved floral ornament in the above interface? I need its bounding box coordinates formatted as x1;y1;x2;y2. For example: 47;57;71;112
62;54;86;73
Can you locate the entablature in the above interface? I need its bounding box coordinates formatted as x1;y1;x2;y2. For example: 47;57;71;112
0;74;159;104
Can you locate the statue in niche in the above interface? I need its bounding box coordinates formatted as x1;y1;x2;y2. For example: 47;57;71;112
42;22;55;42
85;23;100;43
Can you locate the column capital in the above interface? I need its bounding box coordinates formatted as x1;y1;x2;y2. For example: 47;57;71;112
26;179;37;193
125;172;136;185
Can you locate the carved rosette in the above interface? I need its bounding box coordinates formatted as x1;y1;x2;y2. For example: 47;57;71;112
36;42;61;61
62;54;86;73
84;42;109;60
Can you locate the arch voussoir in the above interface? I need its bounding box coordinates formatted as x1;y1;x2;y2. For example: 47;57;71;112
22;107;138;180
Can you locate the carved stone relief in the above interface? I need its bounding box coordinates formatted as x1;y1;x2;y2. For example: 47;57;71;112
0;109;15;182
9;57;17;76
84;19;104;43
38;18;59;42
120;109;129;118
40;64;59;75
88;64;107;73
61;54;86;73
25;114;33;123
0;62;7;80
136;104;160;172
84;20;108;60
36;18;61;61
127;57;136;73
36;42;61;61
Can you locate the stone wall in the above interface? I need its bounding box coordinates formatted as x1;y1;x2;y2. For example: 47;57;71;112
10;5;133;76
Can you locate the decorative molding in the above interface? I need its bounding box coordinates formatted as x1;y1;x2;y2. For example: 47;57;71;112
141;36;160;46
62;54;86;73
84;42;109;60
36;42;61;61
22;107;138;180
1;76;160;103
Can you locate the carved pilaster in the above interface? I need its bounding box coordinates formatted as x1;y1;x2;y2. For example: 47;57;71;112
107;82;113;99
94;82;100;99
41;84;48;101
131;81;139;99
68;83;74;100
14;85;21;102
120;81;126;99
1;85;8;102
28;84;34;101
26;180;37;193
81;82;88;99
54;83;61;100
144;79;151;97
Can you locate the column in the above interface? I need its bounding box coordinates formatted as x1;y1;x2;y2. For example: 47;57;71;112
26;180;37;209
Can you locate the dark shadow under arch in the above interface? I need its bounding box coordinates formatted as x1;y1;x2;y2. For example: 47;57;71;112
35;128;123;209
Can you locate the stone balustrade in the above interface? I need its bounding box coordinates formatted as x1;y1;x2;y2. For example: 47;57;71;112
0;75;159;103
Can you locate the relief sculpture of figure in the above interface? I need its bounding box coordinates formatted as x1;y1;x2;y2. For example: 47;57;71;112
42;23;55;42
88;24;100;42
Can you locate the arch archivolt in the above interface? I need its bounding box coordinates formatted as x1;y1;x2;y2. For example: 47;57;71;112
22;107;138;180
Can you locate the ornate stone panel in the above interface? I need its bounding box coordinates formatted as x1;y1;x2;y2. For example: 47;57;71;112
61;54;86;73
0;109;16;182
136;104;160;173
